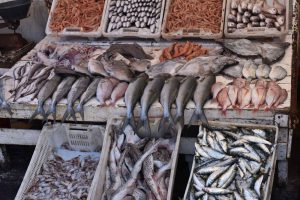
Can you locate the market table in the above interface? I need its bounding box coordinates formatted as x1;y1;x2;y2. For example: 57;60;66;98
0;31;296;185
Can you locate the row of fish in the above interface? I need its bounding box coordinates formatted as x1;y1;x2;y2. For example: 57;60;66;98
222;59;287;81
187;125;275;200
123;73;215;138
212;78;288;113
106;0;163;33
228;0;286;32
29;73;130;122
102;125;175;200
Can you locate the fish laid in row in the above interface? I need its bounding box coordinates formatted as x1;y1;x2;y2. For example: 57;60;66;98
187;125;275;200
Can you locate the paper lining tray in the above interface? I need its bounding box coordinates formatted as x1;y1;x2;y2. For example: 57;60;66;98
224;0;290;38
15;123;106;200
183;121;278;200
161;0;227;40
89;118;182;200
45;0;108;38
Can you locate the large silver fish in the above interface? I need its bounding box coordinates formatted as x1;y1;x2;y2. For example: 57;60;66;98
76;78;101;120
105;43;153;60
158;77;180;137
175;77;197;127
146;59;186;78
123;73;149;131
46;76;76;122
176;56;237;77
138;74;169;137
189;76;216;125
62;76;90;122
30;75;62;121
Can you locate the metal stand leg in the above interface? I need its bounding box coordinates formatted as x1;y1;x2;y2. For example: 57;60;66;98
277;160;288;186
0;145;9;169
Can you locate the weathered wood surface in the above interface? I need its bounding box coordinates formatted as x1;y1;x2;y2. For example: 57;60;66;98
0;33;293;122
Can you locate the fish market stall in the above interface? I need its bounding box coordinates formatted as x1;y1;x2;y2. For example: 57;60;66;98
0;0;298;199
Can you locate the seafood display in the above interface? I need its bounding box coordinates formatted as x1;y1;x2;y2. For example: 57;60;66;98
24;149;99;199
219;39;289;64
159;42;209;61
212;78;288;113
101;125;176;200
186;125;276;200
164;0;223;34
221;59;287;80
227;0;286;33
105;0;164;34
49;0;105;32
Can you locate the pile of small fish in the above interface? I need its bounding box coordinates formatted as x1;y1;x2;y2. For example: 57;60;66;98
187;125;275;200
212;78;288;112
24;152;98;199
106;0;163;33
227;0;286;32
222;59;287;81
219;39;289;64
102;125;175;200
159;42;209;62
123;74;216;137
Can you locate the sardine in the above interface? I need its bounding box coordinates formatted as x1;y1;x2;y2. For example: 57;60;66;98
138;74;169;137
146;58;186;78
62;76;90;122
189;76;216;125
30;75;62;121
176;56;237;77
203;187;232;195
217;164;237;188
158;77;180;137
47;76;76;122
76;78;101;120
174;77;197;127
123;73;149;131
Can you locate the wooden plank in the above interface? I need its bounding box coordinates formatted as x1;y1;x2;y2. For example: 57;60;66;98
277;143;287;160
275;114;289;127
277;128;288;143
0;128;40;145
277;160;288;186
287;129;293;158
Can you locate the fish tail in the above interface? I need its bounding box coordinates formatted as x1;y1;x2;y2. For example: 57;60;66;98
30;102;46;122
122;114;136;132
137;117;151;137
1;101;13;116
175;114;184;129
62;106;70;123
46;103;57;123
69;106;77;122
76;103;85;121
188;109;208;127
158;116;172;138
220;109;227;116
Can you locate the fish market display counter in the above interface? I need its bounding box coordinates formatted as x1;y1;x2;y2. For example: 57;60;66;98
0;34;294;187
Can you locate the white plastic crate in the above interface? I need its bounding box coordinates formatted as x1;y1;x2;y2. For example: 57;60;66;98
15;123;106;200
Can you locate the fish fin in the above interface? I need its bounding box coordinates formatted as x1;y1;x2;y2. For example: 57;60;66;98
137;118;151;138
188;109;208;127
46;104;57;123
122;115;136;132
30;102;46;122
69;106;77;122
158;117;172;138
175;114;184;129
1;101;13;116
76;104;85;121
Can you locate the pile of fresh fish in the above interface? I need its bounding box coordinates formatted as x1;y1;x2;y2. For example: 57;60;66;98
187;125;276;200
219;39;289;64
106;0;163;33
102;125;175;200
123;74;216;137
228;0;286;32
222;59;287;81
146;56;237;78
211;78;288;113
24;151;98;199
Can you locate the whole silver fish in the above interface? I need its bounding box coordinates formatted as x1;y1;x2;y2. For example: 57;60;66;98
47;76;76;122
30;75;62;121
76;78;101;120
105;43;153;60
175;77;197;127
122;73;149;131
62;76;90;122
189;76;216;125
176;56;237;77
158;77;180;137
138;74;169;137
146;59;186;78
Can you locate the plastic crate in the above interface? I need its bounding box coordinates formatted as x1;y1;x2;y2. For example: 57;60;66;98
15;123;106;200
